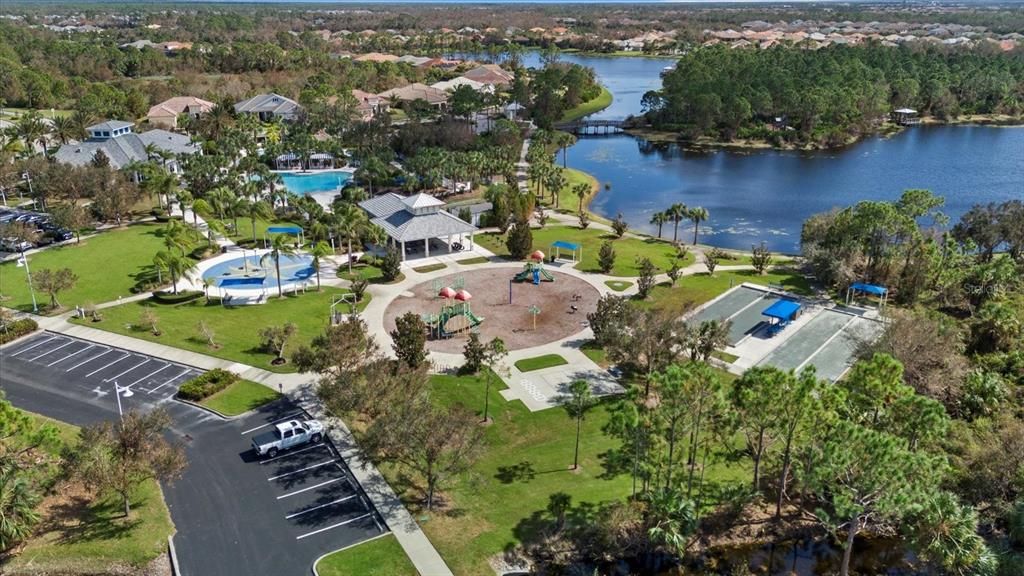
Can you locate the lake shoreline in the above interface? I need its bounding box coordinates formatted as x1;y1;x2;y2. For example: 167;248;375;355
622;113;1024;152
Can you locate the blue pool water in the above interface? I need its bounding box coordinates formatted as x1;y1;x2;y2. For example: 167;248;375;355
276;171;352;195
202;254;315;289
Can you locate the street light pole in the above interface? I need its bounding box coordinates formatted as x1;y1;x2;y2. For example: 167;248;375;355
113;381;134;420
19;247;38;313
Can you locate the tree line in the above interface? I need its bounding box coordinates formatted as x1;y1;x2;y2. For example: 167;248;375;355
643;43;1024;148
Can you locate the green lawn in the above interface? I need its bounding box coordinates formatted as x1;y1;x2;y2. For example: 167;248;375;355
559;86;613;123
338;263;404;285
72;288;368;373
314;535;417;576
412;263;447;274
537;167;599;215
514;354;568;372
377;373;749;576
229;217;303;246
7;414;174;574
456;256;490;265
604;280;632;292
199;379;282;416
580;340;609;367
0;224;170;313
639;269;813;316
475;225;695;277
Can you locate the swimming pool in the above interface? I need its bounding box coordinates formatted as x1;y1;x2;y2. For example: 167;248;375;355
276;171;352;195
202;253;315;289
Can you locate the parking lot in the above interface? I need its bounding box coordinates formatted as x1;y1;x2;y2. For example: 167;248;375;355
242;411;383;542
1;331;203;410
1;333;387;575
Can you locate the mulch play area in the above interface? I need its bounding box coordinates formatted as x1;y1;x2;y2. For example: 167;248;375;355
383;267;600;352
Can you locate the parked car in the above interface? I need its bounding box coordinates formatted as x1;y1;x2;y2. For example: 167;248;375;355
1;237;33;252
251;419;324;458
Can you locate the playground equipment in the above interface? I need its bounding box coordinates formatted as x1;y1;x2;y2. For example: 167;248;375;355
424;286;484;339
513;251;555;285
330;292;359;324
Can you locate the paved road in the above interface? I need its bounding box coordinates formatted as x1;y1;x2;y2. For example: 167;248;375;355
1;335;386;576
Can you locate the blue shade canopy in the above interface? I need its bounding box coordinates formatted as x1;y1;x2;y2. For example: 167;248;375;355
552;240;580;250
850;282;888;296
218;277;264;287
762;299;802;321
267;226;302;235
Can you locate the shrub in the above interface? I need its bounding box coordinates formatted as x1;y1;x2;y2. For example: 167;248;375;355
636;257;657;299
578;211;590;229
177;369;239;402
152;290;203;305
350;279;369;302
598;241;616;274
506;218;533;259
0;318;39;345
611;213;628;238
704;247;727;276
381;245;402;282
751;242;773;274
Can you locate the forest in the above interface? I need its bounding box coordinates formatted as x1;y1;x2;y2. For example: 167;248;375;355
642;44;1024;147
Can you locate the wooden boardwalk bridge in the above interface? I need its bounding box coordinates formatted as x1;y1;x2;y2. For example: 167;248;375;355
554;119;626;136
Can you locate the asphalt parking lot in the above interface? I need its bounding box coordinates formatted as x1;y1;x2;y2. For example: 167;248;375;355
1;331;203;412
1;332;387;576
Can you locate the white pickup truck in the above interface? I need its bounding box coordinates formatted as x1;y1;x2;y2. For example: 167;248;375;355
251;419;325;458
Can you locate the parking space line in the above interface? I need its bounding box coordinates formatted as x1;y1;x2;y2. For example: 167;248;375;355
284;495;357;519
258;443;328;465
11;335;59;356
146;368;193;393
47;344;101;367
276;477;345;500
66;349;113;372
127;362;171;388
295;513;373;540
102;358;152;382
267;459;338;481
241;412;306;435
28;339;75;361
84;353;130;378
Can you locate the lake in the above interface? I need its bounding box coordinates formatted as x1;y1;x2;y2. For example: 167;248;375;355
523;52;1024;252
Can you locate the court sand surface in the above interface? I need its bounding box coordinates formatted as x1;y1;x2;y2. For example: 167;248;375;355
691;286;778;346
756;309;885;381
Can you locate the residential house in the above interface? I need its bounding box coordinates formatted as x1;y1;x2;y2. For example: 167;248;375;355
234;93;301;122
54;120;199;175
431;77;494;94
378;83;449;109
461;64;514;87
146;96;215;129
355;52;399;63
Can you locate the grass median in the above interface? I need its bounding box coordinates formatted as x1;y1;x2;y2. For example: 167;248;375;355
199;379;282;416
314;535;417;576
514;354;568;372
73;287;368;373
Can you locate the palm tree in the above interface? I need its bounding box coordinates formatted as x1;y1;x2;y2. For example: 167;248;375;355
309;241;332;291
244;200;273;244
650;211;667;239
668;203;687;244
555;131;577;168
573;182;590;214
14;113;47;157
153;250;196;295
270;234;297;297
162;219;195;256
191;198;212;228
644;489;697;562
689;206;708;245
334;205;370;274
0;464;41;550
50;115;80;145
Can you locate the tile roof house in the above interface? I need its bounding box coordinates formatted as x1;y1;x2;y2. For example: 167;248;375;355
461;64;514;87
431;77;494;94
349;89;388;120
354;52;399;63
54;120;199;174
359;192;477;260
378;83;449;108
234;93;301;122
146;96;215;128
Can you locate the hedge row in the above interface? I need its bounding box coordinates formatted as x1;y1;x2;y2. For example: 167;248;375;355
177;368;239;402
0;319;39;345
152;290;203;305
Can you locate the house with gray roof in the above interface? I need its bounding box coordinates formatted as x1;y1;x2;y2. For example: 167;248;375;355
53;120;199;176
359;192;477;261
233;93;302;122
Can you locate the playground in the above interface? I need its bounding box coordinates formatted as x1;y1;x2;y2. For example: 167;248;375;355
383;266;600;353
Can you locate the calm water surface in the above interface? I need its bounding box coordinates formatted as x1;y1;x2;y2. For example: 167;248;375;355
526;52;1024;252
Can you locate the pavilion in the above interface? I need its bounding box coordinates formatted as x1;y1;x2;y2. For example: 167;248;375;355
762;299;802;336
359;192;477;261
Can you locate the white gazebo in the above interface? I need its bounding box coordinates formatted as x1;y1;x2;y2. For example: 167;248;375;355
359;192;478;261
